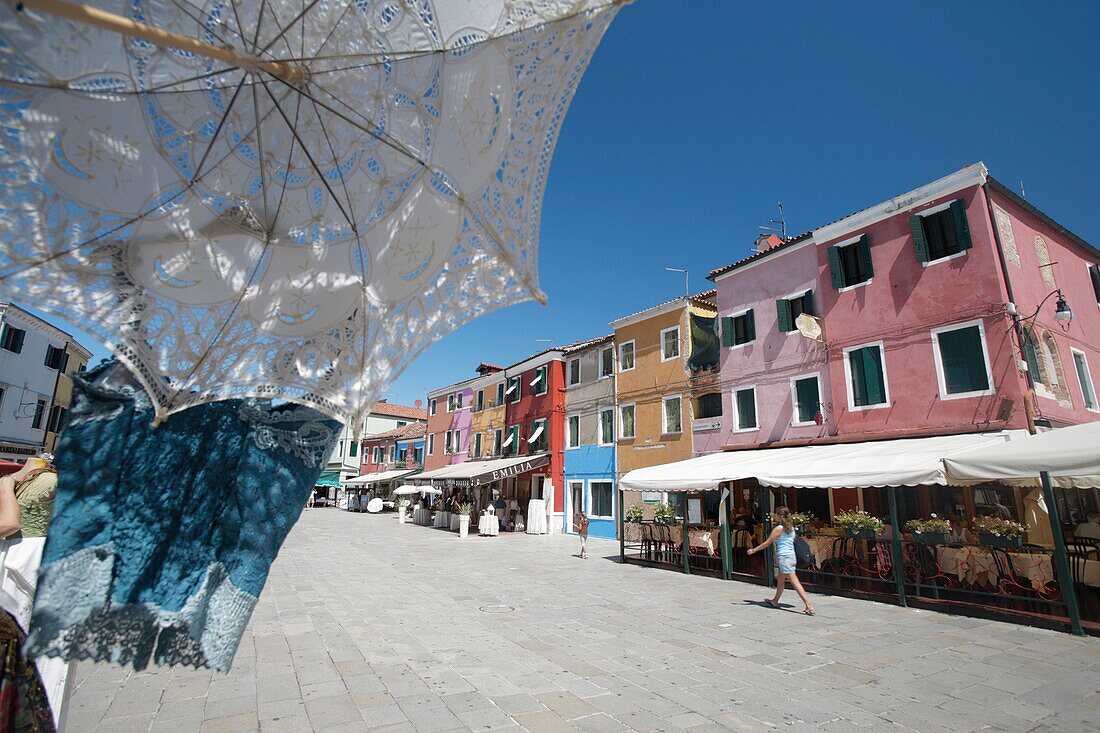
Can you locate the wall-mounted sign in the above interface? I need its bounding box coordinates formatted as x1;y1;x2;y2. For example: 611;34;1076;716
692;419;722;431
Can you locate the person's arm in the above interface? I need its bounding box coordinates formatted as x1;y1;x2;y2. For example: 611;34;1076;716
748;526;783;555
0;476;21;538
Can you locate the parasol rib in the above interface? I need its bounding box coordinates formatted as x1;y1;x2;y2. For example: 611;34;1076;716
18;0;303;82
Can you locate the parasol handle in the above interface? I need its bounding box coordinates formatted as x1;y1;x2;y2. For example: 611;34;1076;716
17;0;303;82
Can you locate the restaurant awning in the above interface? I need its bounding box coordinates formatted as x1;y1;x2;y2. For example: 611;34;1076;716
943;422;1100;489
343;469;416;486
411;453;551;488
619;431;1030;491
315;470;342;487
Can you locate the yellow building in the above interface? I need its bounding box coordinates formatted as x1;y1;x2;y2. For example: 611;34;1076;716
467;363;508;459
611;292;717;517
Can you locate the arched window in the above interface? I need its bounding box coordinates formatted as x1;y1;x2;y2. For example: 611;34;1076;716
1035;235;1057;289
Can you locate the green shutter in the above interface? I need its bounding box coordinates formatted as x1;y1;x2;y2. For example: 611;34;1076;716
862;347;885;405
850;349;868;406
776;299;792;332
911;215;929;262
859;234;874;279
745;310;755;342
802;290;815;316
951;200;972;251
828;246;844;289
721;317;734;347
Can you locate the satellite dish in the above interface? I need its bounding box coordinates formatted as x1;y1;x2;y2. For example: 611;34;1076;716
414;399;423;408
795;313;824;342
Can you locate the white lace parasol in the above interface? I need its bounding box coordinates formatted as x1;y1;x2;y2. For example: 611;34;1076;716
0;0;620;423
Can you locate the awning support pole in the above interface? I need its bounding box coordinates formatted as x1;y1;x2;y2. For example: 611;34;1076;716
760;485;774;588
682;492;690;575
1040;471;1084;635
886;486;908;607
719;488;731;581
618;488;625;563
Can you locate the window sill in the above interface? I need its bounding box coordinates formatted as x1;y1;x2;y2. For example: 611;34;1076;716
660;354;681;363
730;426;759;434
660;431;683;437
790;421;818;428
922;250;968;268
590;515;614;521
619;366;636;373
728;340;755;350
848;402;890;412
618;436;636;442
837;278;872;293
939;388;996;401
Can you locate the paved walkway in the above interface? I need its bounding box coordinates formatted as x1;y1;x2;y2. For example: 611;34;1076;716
71;510;1099;732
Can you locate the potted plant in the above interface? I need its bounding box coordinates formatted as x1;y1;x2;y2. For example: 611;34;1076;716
653;504;676;524
458;502;472;538
834;510;884;539
904;515;951;544
974;516;1027;548
396;498;410;523
626;505;644;523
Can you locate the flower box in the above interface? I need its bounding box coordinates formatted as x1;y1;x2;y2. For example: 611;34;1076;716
911;531;949;545
845;528;875;540
979;533;1022;549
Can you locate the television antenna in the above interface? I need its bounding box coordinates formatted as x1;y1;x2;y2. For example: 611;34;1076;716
758;202;787;240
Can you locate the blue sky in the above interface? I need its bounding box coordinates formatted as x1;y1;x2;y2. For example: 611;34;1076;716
41;1;1100;411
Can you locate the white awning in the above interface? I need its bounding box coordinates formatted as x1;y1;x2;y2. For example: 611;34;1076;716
505;380;517;395
501;432;515;448
529;374;541;387
343;469;415;485
527;424;544;444
943;422;1100;489
619;431;1030;491
393;484;442;495
410;454;550;488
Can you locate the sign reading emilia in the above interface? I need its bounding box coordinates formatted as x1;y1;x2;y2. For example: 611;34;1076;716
463;454;551;488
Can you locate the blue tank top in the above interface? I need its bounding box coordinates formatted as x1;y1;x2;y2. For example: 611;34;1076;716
775;527;797;556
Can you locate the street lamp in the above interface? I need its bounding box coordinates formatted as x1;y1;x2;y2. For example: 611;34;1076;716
665;267;688;299
1019;289;1073;332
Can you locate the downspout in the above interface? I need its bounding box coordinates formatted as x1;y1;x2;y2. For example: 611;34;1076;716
981;183;1035;434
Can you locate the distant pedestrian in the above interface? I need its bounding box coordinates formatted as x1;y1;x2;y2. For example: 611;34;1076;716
748;506;814;615
575;510;590;559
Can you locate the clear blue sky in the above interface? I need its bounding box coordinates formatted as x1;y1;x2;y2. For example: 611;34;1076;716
41;0;1100;411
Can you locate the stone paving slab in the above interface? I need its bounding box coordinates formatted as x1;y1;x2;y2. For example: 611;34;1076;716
71;510;1099;732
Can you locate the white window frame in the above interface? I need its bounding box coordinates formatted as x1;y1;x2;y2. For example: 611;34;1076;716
534;366;548;396
568;358;581;386
429;398;437;416
930;319;995;401
473;432;483;457
1071;348;1099;413
427;433;435;456
842;340;891;412
599;346;614;378
444;429;454;454
916;200;969;268
619;340;636;372
660;326;681;362
789;373;822;427
619;403;636;440
662;394;683;434
730;385;758;433
598;407;615;446
566;413;581;449
725;307;755;350
475;389;484;412
587;480;615;520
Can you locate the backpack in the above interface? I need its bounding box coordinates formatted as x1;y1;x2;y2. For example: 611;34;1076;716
794;537;815;569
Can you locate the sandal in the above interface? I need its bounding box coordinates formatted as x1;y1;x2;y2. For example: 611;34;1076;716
803;608;815;616
765;599;779;609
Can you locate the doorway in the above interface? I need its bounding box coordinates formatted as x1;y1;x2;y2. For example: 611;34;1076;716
566;480;583;534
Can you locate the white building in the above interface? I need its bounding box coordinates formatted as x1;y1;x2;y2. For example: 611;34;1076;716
0;303;92;462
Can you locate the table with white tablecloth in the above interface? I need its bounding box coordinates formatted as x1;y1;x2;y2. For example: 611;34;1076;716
936;546;1056;590
434;510;450;528
526;499;548;534
412;506;431;526
450;513;461;531
478;513;499;536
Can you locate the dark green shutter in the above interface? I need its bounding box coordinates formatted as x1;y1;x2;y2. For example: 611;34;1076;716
862;347;885;405
776;299;792;332
802;290;815;316
828;246;844;289
850;349;868;406
911;215;929;262
1090;264;1100;304
721;317;734;347
745;310;756;341
950;200;972;251
859;234;874;279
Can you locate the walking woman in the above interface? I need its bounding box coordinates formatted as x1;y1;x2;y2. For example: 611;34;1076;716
747;506;814;616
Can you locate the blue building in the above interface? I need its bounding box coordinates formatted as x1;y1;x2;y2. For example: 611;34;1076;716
562;336;618;540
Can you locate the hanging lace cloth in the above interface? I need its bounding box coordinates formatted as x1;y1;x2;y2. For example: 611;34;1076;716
25;362;339;672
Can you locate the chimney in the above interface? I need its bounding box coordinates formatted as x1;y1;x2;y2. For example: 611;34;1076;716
755;233;783;253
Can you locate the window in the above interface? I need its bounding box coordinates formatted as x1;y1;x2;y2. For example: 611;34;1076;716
44;345;68;371
493;429;503;456
599;408;614;445
568;358;580;386
721;310;755;347
660;327;680;361
567;414;580;448
696;393;722;419
662;395;682;434
429;398;437;416
619;404;635;439
475;389;484;412
455;393;463;409
1;325;25;354
733;387;757;431
373;446;382;463
444;430;453;454
844;342;889;409
1089;263;1100;305
599;347;614;378
932;321;994;399
530;366;548;395
1072;349;1098;412
828;234;874;289
589;481;614;519
911;200;972;263
502;425;519;455
473;432;483;458
349;440;357;458
46;405;68;433
495;382;505;406
619;341;635;371
528;419;547;452
507;376;521;402
791;376;820;426
776;291;814;333
427;433;435;456
31;399;46;430
446;394;454;412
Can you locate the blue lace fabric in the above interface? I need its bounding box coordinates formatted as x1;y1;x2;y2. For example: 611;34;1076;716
25;362;340;672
